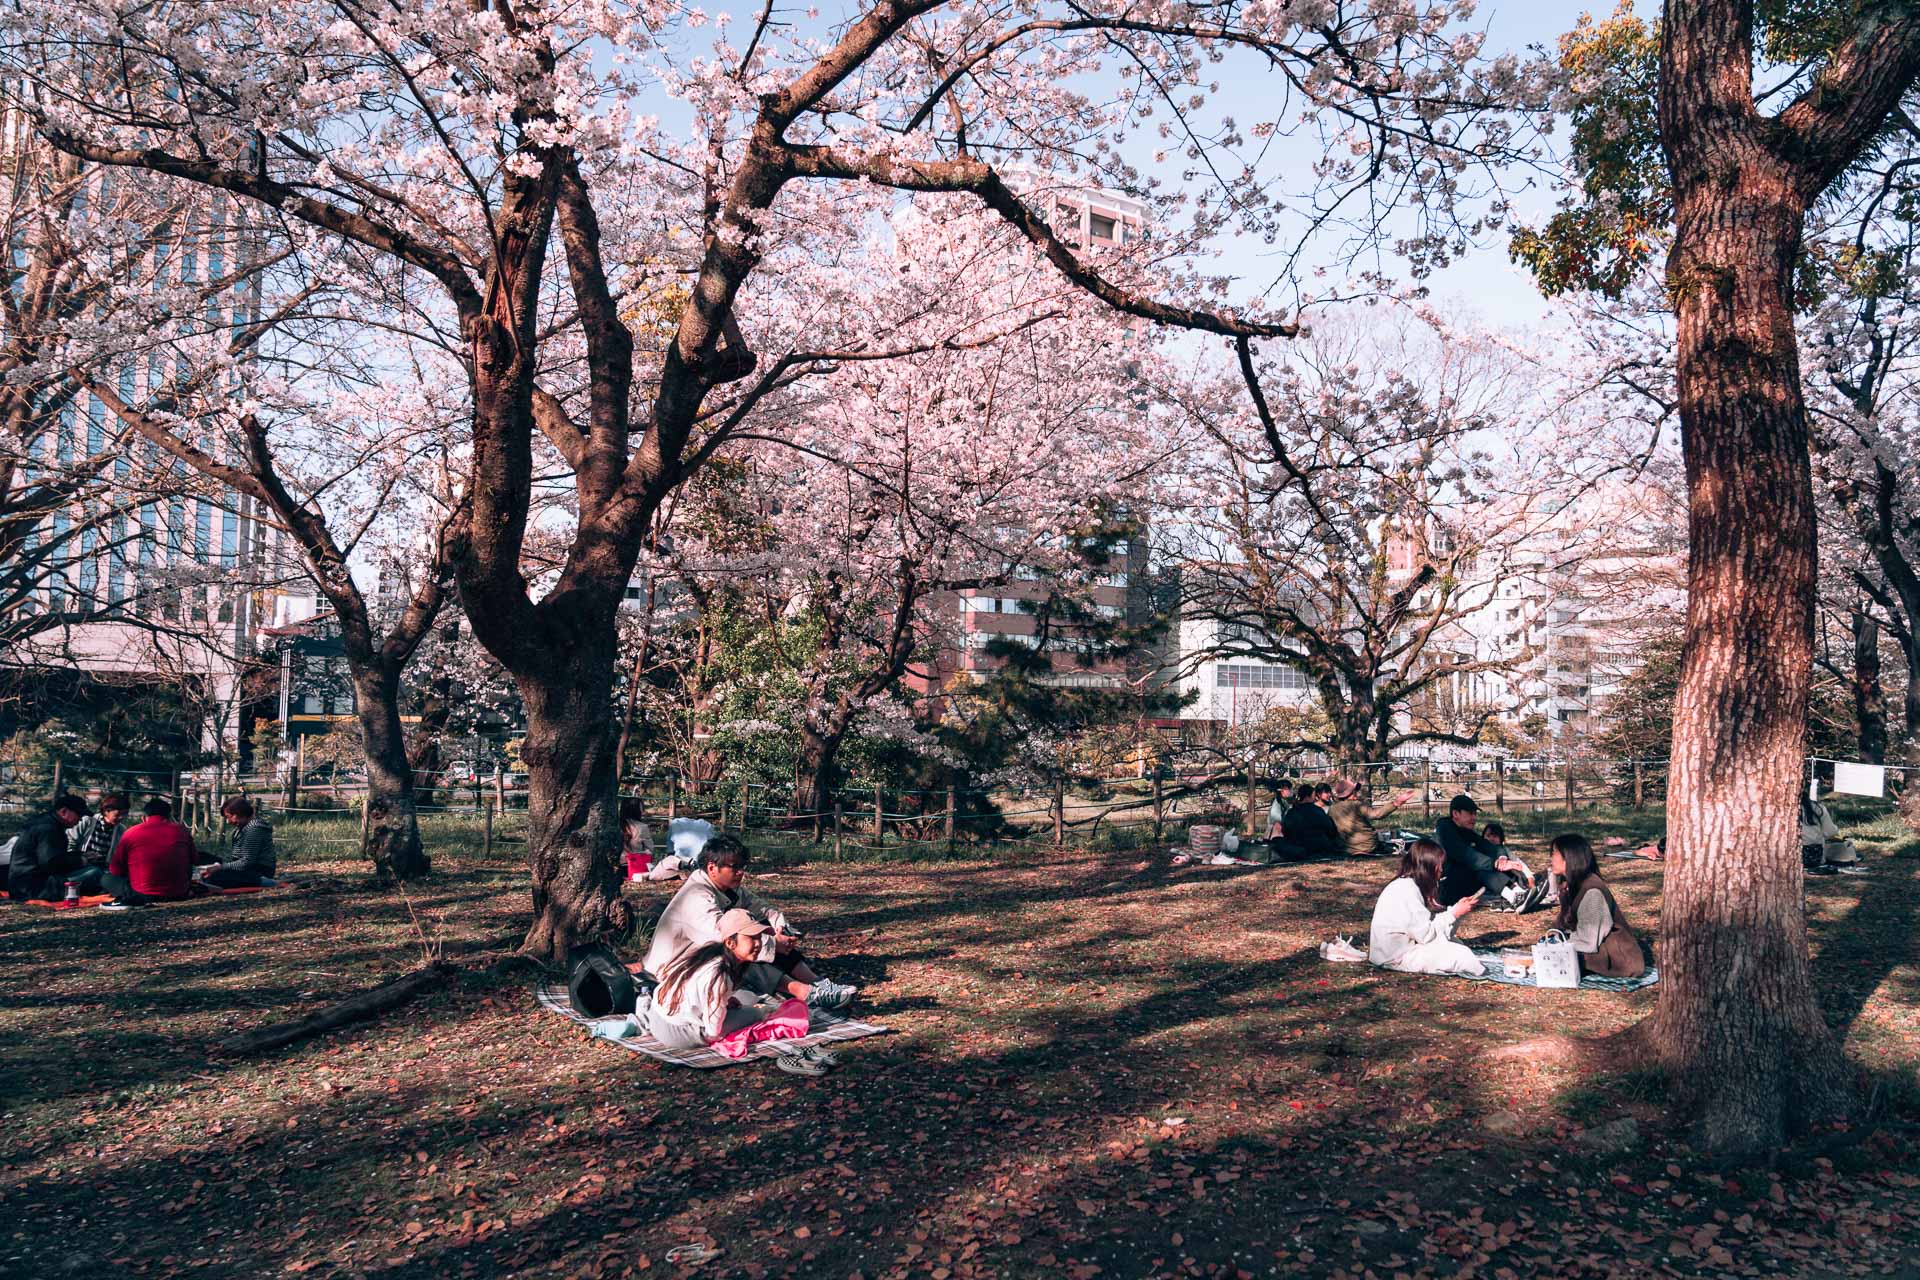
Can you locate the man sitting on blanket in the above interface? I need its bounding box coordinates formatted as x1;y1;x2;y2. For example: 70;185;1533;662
1435;794;1529;910
640;836;857;1009
102;797;196;908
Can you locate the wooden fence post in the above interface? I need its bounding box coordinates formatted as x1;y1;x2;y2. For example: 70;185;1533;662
1632;759;1644;810
290;734;304;810
483;798;494;859
1152;771;1165;843
493;763;505;811
1243;772;1258;837
946;782;957;850
668;775;678;820
832;803;843;860
1494;759;1506;813
1052;773;1065;847
873;785;884;841
1422;757;1432;819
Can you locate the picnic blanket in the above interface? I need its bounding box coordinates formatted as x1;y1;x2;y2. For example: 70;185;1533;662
13;882;281;910
534;980;890;1069
1458;949;1660;993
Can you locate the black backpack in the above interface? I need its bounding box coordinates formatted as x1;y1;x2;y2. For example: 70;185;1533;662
566;942;637;1019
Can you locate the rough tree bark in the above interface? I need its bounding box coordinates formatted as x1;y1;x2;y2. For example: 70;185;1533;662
354;665;428;878
792;718;847;821
1653;0;1920;1154
407;658;455;810
510;608;629;959
1853;606;1887;765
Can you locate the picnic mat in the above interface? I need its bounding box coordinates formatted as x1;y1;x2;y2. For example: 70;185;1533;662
534;981;890;1069
1460;950;1660;993
13;883;281;909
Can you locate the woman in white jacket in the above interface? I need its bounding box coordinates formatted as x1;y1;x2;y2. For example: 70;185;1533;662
1369;838;1486;976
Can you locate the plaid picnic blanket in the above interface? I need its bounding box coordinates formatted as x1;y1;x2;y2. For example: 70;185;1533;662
1459;950;1660;993
534;981;890;1069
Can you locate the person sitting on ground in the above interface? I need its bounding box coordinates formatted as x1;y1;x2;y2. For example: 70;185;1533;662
7;790;88;901
1631;835;1667;861
640;836;856;1008
68;792;129;894
1367;838;1485;975
1547;833;1646;979
1326;778;1416;859
6;794;88;901
202;797;275;888
620;798;654;879
1799;794;1858;872
1266;780;1294;841
1435;794;1528;908
1279;785;1341;861
1479;820;1546;900
102;798;196;908
643;909;823;1068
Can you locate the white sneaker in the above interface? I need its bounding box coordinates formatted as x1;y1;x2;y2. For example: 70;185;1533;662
1500;882;1529;909
1319;936;1366;963
807;980;856;1009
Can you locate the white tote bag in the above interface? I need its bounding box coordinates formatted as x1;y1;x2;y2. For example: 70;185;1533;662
1532;930;1580;989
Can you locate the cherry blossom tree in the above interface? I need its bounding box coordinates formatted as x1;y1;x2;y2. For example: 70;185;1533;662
671;209;1153;815
2;0;1554;957
1515;0;1920;1153
87;352;468;880
1153;306;1608;765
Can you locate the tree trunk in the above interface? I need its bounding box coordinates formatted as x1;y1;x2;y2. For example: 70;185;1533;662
512;627;631;962
792;717;847;821
1653;135;1854;1151
1853;606;1887;765
353;666;430;881
1900;620;1920;751
408;660;454;809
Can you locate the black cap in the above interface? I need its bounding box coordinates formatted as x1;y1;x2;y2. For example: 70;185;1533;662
1448;793;1478;813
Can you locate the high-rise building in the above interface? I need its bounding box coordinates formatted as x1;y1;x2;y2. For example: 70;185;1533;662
0;106;291;759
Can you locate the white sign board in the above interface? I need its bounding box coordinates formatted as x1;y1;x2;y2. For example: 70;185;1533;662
1832;762;1887;799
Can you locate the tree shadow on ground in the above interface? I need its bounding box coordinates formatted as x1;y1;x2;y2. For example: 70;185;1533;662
4;845;1914;1280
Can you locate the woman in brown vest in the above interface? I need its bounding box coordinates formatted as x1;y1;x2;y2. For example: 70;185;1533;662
1548;833;1647;979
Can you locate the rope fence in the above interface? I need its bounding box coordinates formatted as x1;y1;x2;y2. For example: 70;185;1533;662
2;751;1906;861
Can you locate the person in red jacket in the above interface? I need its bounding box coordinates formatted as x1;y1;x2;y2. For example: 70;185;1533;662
102;797;195;908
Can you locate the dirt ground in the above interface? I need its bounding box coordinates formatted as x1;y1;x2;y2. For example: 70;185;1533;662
3;814;1918;1280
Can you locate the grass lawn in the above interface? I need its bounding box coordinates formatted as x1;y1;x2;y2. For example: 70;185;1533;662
2;810;1918;1279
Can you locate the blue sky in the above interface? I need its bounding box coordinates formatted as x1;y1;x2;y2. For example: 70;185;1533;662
1188;1;1598;333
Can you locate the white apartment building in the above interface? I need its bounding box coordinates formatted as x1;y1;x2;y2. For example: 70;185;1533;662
1443;484;1686;738
1172;615;1316;727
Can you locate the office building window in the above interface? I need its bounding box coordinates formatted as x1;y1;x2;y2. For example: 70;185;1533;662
1216;663;1309;691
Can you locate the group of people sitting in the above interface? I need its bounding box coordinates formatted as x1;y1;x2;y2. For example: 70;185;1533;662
1264;776;1419;861
5;792;277;909
1368;793;1647;981
591;819;859;1075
